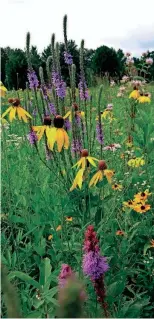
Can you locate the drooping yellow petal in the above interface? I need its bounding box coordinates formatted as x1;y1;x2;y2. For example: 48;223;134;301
63;129;69;149
32;126;44;132
72;158;83;169
89;171;103;187
1;106;12;118
81;157;86;170
9;107;16;122
104;169;114;183
87;156;98;167
70;168;84;191
56;128;65;152
63;111;71;119
18;106;32;119
46;127;57;150
16;107;28;122
32;126;45;141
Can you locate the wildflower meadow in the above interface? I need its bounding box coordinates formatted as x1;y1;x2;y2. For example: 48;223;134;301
1;15;154;319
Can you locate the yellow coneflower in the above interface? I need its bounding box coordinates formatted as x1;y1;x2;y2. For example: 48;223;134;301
33;116;53;143
48;234;53;240
70;168;84;192
0;81;7;97
133;203;151;213
127;157;145;168
134;190;151;202
112;183;123;190
65;217;73;222
56;225;62;231
72;149;98;170
150;239;154;248
138;93;151;103
89;160;114;187
47;115;69;152
2;98;32;123
129;87;140;99
116;230;125;236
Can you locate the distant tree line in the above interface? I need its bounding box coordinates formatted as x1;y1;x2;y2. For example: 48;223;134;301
1;41;154;90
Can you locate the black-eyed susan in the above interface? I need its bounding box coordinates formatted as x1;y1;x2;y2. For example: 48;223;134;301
133;203;151;213
2;98;32;123
70;168;84;191
47;115;69;152
32;116;53;143
138;93;151;103
65;217;73;222
127;157;145;168
0;81;7;97
112;183;123;190
134;190;151;202
48;234;53;240
123;200;135;208
116;230;125;236
56;225;62;231
129;87;140;99
89;160;114;187
72;149;98;170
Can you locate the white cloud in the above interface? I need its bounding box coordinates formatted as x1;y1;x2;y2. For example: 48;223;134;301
1;0;154;56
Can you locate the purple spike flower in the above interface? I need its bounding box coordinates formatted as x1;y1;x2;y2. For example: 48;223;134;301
71;139;82;154
27;131;38;144
75;114;81;126
64;119;71;131
96;121;104;145
27;70;39;89
52;71;60;86
48;103;57;116
64;51;73;65
56;80;66;99
83;251;109;280
78;78;89;101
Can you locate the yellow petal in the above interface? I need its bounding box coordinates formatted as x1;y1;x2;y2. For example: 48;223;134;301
32;126;44;132
89;171;103;187
63;111;71;119
18;106;32;119
104;169;114;183
56;128;64;152
63;129;69;149
81;157;86;170
89;172;99;187
9;107;16;122
87;156;97;167
46;127;56;150
1;106;12;118
72;158;83;169
70;169;84;191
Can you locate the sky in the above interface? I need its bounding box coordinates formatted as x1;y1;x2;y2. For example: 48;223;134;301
1;0;154;57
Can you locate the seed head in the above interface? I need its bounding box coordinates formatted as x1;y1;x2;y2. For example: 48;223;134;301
81;149;88;157
54;115;64;128
43;116;51;126
12;98;20;106
8;98;14;104
98;160;107;170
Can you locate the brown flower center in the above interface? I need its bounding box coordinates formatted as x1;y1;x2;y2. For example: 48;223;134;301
54;115;64;128
44;116;51;126
98;160;107;170
141;205;145;210
81;149;89;157
12;98;20;106
128;200;133;205
141;192;145;197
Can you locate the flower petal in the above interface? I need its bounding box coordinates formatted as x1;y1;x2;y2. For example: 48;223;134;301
1;106;12;118
46;127;56;150
9;107;16;122
63;129;69;149
56;128;64;152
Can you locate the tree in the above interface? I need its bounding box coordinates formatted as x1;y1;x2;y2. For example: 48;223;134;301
92;45;120;78
5;49;27;90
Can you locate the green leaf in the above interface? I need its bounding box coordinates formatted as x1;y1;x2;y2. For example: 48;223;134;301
107;280;125;303
39;258;51;289
26;311;42;318
143;243;151;255
8;271;41;290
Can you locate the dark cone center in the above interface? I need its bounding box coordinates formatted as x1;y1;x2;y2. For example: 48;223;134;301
54;116;64;128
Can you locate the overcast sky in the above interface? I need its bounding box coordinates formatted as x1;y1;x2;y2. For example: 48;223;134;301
1;0;154;56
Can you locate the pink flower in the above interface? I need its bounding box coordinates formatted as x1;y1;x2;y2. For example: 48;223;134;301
58;264;74;288
125;52;131;57
103;143;121;152
106;103;113;110
117;92;123;97
110;80;115;87
146;58;153;65
119;86;126;92
126;57;134;65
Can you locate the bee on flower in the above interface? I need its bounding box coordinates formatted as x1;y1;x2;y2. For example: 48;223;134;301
127;157;145;168
89;160;114;187
2;98;32;122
